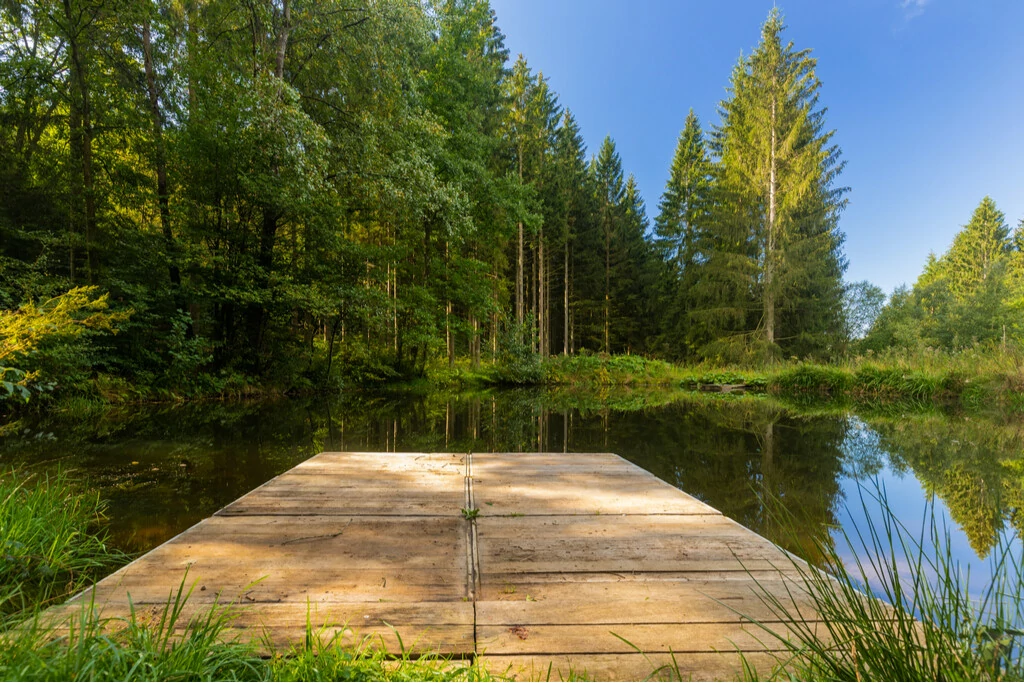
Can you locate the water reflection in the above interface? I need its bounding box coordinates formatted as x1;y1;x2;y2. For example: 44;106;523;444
2;389;1022;582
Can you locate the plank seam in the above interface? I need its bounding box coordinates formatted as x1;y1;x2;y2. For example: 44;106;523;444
465;452;480;660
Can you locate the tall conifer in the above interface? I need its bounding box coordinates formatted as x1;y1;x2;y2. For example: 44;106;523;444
709;8;847;360
655;109;712;357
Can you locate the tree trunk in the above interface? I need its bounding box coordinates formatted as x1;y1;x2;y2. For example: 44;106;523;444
564;237;570;355
531;237;537;353
765;96;777;355
471;313;480;370
142;18;182;289
538;225;545;357
446;300;454;368
516;145;524;325
63;0;96;282
604;211;611;354
275;0;290;80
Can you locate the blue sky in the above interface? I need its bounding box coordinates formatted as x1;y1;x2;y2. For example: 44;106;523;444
488;0;1024;296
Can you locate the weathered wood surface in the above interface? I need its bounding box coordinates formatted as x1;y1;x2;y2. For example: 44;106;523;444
62;451;819;681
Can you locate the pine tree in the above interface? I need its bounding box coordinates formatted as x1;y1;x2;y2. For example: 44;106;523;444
654;109;712;358
550;110;589;355
937;196;1010;300
867;197;1014;352
503;55;560;352
594;136;625;353
709;8;847;360
616;175;657;352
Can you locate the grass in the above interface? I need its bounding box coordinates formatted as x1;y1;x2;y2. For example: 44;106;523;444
740;483;1024;681
427;345;1024;412
0;469;128;623
0;470;570;682
1;579;500;681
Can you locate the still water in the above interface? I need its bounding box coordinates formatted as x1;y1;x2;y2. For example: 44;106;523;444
2;387;1022;596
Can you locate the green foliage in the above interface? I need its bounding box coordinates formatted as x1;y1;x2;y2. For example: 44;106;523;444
0;287;130;402
866;197;1019;354
492;321;542;385
654;110;713;359
0;470;126;622
1;592;500;682
697;8;847;362
542;353;682;386
843;280;886;342
773;364;851;395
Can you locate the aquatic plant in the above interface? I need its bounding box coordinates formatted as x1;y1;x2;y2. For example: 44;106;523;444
742;484;1024;681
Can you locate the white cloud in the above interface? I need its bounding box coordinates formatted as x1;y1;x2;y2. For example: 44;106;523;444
901;0;931;20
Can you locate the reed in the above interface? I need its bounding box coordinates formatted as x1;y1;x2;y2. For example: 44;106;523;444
742;484;1024;681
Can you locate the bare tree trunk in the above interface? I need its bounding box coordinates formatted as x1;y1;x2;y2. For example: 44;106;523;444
516;147;524;325
543;240;550;357
531;238;538;353
563;238;569;355
570;247;575;354
275;0;291;80
538;225;545;357
604;216;611;354
142;18;181;288
471;313;480;370
446;300;454;368
765;96;777;356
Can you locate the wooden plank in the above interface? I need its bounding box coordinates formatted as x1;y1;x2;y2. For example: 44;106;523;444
76;568;464;604
476;514;791;573
48;600;472;628
53;451;826;681
473;453;717;516
476;622;812;655
220;452;465;517
476;579;815;625
480;569;805;586
479;652;781;682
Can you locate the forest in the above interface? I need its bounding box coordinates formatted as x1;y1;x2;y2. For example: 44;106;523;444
1;0;1021;405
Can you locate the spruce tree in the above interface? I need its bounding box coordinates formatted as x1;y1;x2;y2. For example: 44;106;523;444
937;196;1010;300
617;175;658;352
550;110;589;355
709;8;847;360
594;136;625;353
654;109;713;358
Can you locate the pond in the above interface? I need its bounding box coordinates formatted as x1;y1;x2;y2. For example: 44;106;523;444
2;386;1022;598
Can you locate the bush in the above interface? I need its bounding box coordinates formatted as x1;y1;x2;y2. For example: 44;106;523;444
491;321;542;385
774;364;852;396
0;287;130;403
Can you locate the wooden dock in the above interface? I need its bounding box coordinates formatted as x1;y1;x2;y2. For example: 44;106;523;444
60;452;819;680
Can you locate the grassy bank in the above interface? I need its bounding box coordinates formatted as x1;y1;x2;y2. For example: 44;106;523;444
9;344;1024;420
0;471;127;623
2;597;497;682
449;346;1024;410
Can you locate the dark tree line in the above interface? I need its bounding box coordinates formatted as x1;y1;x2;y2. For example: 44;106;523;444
1;3;851;398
